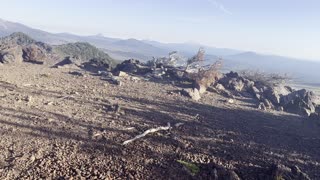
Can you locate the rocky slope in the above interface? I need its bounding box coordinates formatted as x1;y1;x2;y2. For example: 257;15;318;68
0;61;319;179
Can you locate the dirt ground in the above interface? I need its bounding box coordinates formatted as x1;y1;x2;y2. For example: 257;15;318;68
0;63;319;179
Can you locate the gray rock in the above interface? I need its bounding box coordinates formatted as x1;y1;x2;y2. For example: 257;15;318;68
228;78;244;92
244;79;255;90
258;102;267;111
263;98;274;110
114;59;152;75
250;86;261;100
181;88;201;101
225;71;239;78
215;83;225;91
264;87;281;105
114;71;128;77
281;89;317;116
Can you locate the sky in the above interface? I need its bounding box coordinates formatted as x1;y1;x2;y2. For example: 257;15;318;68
0;0;320;60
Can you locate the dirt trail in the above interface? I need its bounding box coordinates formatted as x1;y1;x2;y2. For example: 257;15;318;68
0;63;319;179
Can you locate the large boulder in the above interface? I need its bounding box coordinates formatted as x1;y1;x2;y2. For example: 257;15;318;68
230;78;244;92
280;89;317;116
114;59;152;75
22;44;47;64
264;87;281;105
225;71;239;78
218;73;245;92
0;46;23;64
53;56;82;68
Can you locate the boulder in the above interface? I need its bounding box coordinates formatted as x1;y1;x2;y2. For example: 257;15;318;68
53;56;82;67
114;71;128;77
22;44;47;64
258;102;267;111
181;88;201;101
244;79;255;90
229;78;244;92
250;86;261;100
0;46;23;63
280;89;317;116
152;68;166;79
218;73;244;92
215;83;225;91
263;98;274;110
264;87;281;105
225;71;239;78
114;59;152;75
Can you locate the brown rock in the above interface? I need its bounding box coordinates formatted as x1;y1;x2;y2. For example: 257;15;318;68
181;88;201;101
0;46;23;63
22;44;47;64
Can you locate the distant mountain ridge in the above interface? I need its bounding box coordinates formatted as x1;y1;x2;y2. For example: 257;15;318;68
0;18;242;60
1;18;320;83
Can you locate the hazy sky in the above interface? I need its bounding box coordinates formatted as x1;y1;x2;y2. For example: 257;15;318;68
0;0;320;60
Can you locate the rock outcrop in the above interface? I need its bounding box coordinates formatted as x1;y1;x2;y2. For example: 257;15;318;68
0;32;51;64
280;89;317;116
0;32;116;71
217;71;319;116
0;46;23;63
113;59;152;75
22;44;47;64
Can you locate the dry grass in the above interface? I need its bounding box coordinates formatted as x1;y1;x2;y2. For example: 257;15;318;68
188;61;222;90
239;70;291;87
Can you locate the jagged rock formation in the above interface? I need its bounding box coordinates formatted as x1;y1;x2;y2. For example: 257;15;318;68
216;71;319;116
112;59;320;116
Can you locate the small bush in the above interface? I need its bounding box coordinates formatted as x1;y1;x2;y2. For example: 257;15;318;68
188;61;222;90
177;160;200;176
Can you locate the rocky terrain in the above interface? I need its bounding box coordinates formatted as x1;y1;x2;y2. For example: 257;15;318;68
0;33;319;179
0;32;116;69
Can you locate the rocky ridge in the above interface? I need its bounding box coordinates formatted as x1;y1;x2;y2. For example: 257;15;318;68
0;32;116;69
